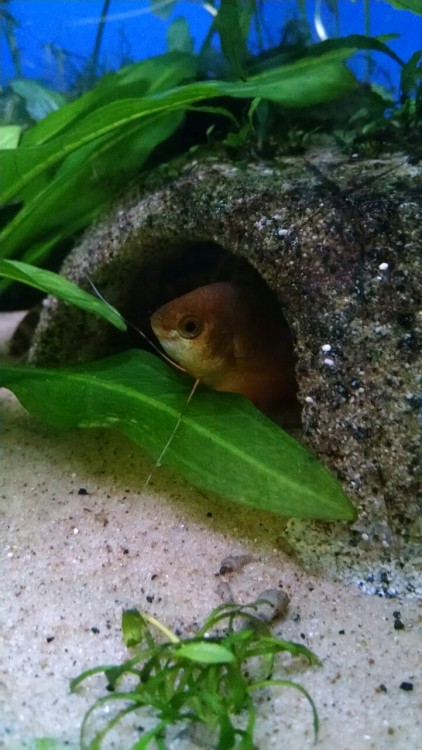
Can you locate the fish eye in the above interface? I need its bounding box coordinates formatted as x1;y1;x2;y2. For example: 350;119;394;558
178;315;203;339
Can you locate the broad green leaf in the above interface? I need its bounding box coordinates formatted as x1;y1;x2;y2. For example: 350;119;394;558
3;36;398;264
303;34;403;66
384;0;422;12
0;58;355;206
401;50;422;97
167;17;194;54
11;79;67;121
177;642;236;664
22;52;198;146
0;111;184;262
250;34;403;74
0;350;356;522
0;259;126;331
225;60;356;106
0;87;218;206
122;609;145;648
214;0;256;77
0;125;21;149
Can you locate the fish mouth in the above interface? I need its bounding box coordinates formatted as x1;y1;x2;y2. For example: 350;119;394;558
150;312;179;344
150;311;164;336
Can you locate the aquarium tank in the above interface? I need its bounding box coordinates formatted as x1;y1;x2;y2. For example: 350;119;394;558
0;2;421;749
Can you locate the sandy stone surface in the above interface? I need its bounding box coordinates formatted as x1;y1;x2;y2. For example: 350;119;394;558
1;312;421;749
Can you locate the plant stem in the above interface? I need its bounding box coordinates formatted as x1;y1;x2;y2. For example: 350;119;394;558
89;0;111;85
364;0;371;82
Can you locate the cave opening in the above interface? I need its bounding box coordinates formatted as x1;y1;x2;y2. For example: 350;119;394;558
115;240;301;429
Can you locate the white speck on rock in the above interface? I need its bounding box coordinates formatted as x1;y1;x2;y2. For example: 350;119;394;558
254;217;267;231
321;344;332;353
378;262;389;271
323;358;334;367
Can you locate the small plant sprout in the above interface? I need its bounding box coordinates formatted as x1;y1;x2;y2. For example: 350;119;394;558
70;601;320;750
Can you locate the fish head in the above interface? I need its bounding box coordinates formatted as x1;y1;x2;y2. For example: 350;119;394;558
150;283;236;383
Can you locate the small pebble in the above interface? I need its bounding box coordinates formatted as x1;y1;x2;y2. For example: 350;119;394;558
216;581;234;603
379;262;389;271
321;344;332;353
244;589;290;623
393;611;405;630
399;682;413;691
324;358;334;367
219;554;253;575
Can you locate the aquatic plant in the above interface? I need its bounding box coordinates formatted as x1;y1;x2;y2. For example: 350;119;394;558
71;601;320;749
1;1;419;274
0;259;356;521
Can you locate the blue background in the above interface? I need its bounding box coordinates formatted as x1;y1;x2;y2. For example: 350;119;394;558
1;1;421;93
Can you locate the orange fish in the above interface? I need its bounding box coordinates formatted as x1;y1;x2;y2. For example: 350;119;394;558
150;281;299;420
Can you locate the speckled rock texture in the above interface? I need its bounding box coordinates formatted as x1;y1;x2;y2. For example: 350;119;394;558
29;147;422;595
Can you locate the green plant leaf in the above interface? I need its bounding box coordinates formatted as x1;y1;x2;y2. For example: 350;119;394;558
1;38;381;264
10;79;68;121
0;111;185;264
122;609;145;648
73;601;320;747
401;50;422;97
0;58;356;207
226;59;356;106
305;34;403;66
167;17;194;54
21;52;198;147
177;641;236;664
0;350;356;521
214;0;256;78
0;259;126;331
0;125;21;149
384;0;422;12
